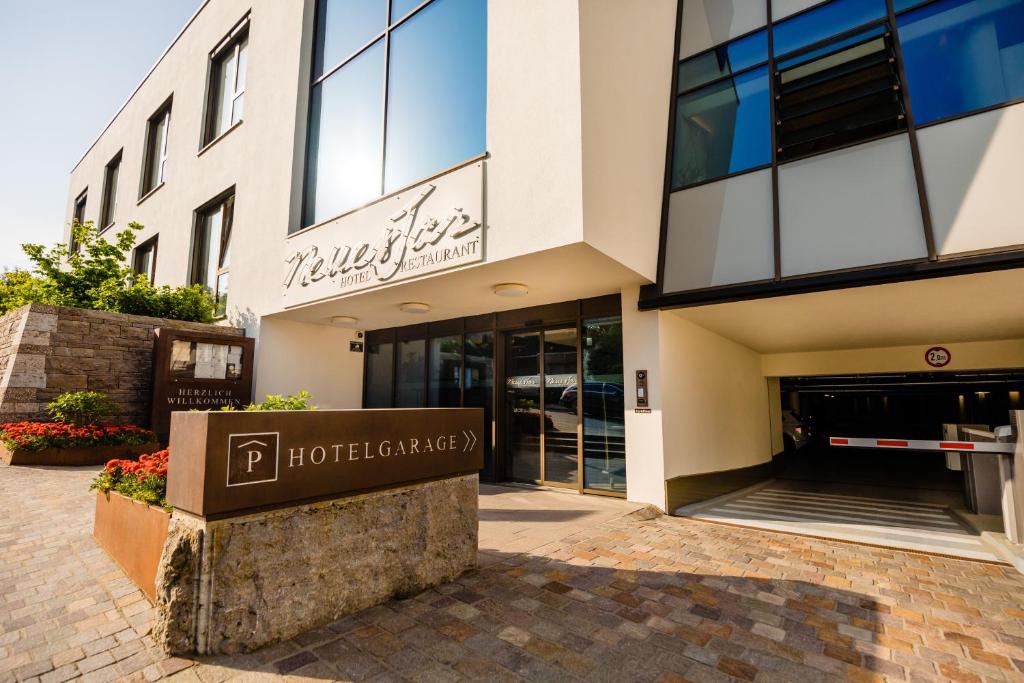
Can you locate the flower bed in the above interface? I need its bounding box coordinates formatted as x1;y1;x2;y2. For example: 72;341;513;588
92;450;171;602
0;421;159;466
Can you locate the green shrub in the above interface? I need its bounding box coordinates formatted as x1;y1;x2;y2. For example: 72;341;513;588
1;221;215;323
46;391;119;426
220;391;317;412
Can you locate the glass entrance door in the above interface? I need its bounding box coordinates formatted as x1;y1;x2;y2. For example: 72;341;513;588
503;327;579;488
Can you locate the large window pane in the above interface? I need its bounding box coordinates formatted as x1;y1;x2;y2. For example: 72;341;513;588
582;317;625;493
672;66;771;187
773;0;887;58
428;335;462;407
543;328;578;486
898;0;1024;125
396;338;426;407
464;331;494;478
678;30;768;93
303;39;385;226
365;341;394;407
384;0;486;192
314;0;387;77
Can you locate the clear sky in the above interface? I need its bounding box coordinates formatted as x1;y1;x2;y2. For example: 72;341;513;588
0;1;203;271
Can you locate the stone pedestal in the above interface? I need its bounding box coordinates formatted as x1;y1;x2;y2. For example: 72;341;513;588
153;474;478;655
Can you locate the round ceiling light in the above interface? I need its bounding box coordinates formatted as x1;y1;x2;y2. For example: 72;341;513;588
329;316;358;325
493;283;529;297
399;302;431;314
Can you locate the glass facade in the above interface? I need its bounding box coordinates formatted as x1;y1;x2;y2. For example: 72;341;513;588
363;298;625;494
303;0;486;228
898;0;1024;124
670;0;1024;189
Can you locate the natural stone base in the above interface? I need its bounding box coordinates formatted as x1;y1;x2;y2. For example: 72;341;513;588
153;474;478;655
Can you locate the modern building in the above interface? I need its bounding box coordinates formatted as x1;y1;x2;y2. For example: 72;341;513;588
67;0;1024;521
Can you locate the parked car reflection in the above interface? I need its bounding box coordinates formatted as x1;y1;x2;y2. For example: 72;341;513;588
559;382;625;418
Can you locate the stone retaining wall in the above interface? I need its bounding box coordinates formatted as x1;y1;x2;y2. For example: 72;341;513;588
0;304;243;425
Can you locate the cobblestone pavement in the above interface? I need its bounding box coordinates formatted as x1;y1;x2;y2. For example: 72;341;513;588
3;464;1024;682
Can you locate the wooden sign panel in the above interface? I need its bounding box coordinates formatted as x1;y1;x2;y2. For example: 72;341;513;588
166;408;484;518
151;329;255;439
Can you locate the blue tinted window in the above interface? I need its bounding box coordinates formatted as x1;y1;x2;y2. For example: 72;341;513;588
385;0;486;192
391;0;423;21
776;23;886;71
304;40;385;226
773;0;886;57
314;0;387;77
671;66;771;187
898;0;1024;124
678;30;768;93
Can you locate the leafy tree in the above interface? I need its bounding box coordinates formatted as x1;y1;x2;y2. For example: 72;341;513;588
1;220;214;323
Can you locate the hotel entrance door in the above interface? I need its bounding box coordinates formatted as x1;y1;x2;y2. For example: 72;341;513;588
504;328;580;488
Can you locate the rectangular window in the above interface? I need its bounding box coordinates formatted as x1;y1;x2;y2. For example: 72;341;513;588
428;335;462;407
302;0;486;228
132;236;158;283
70;190;87;252
205;22;248;145
364;338;395;408
192;193;233;318
672;66;772;188
141;101;171;196
99;151;121;229
396;338;426;407
898;0;1024;125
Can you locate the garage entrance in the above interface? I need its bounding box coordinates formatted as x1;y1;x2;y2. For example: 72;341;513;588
688;370;1023;562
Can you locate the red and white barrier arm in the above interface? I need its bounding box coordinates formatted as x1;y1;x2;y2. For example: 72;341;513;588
828;436;1015;454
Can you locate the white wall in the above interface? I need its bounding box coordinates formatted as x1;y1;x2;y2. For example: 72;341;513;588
778;135;928;276
253;318;363;409
764;338;1024;377
919;103;1024;256
659;311;773;478
621;286;667;509
679;0;767;58
663;169;774;291
579;0;674;283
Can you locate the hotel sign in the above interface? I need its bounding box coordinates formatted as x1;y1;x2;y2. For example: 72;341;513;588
166;408;484;518
283;161;484;307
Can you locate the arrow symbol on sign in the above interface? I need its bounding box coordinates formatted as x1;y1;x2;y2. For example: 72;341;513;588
462;430;477;453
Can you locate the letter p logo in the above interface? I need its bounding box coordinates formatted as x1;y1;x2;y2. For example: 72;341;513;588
227;433;279;486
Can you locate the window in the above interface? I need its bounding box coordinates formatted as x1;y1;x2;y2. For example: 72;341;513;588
192;193;233;318
205;22;248;144
396;338;426;407
99;151;121;229
70;190;87;252
364;338;395;408
302;0;486;228
897;0;1024;125
133;236;158;283
672;31;771;188
141;101;171;196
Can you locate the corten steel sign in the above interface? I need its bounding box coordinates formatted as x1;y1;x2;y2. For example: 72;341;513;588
166;408;484;518
150;329;255;439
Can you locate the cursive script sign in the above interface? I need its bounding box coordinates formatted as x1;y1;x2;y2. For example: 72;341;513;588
283;161;484;306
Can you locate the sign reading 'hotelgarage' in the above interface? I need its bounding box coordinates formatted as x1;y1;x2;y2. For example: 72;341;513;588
282;161;484;307
166;408;484;517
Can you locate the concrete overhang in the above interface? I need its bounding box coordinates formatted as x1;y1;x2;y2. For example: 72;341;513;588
672;267;1024;354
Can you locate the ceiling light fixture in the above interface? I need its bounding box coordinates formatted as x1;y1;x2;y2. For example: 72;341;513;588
493;283;529;297
399;302;431;314
329;316;358;325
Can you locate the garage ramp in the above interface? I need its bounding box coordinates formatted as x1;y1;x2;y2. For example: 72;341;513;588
679;480;1002;562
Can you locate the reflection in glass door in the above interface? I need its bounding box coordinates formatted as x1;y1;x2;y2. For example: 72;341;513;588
543;328;578;486
582;317;626;492
505;332;541;482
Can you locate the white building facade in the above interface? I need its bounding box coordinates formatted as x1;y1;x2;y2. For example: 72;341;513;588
67;0;1024;512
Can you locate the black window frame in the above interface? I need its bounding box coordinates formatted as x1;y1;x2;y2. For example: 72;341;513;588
140;97;172;199
132;235;159;284
70;189;88;252
202;15;250;148
99;150;122;230
190;189;235;320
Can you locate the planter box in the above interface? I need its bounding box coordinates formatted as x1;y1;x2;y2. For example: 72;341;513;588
0;441;161;466
93;491;170;602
